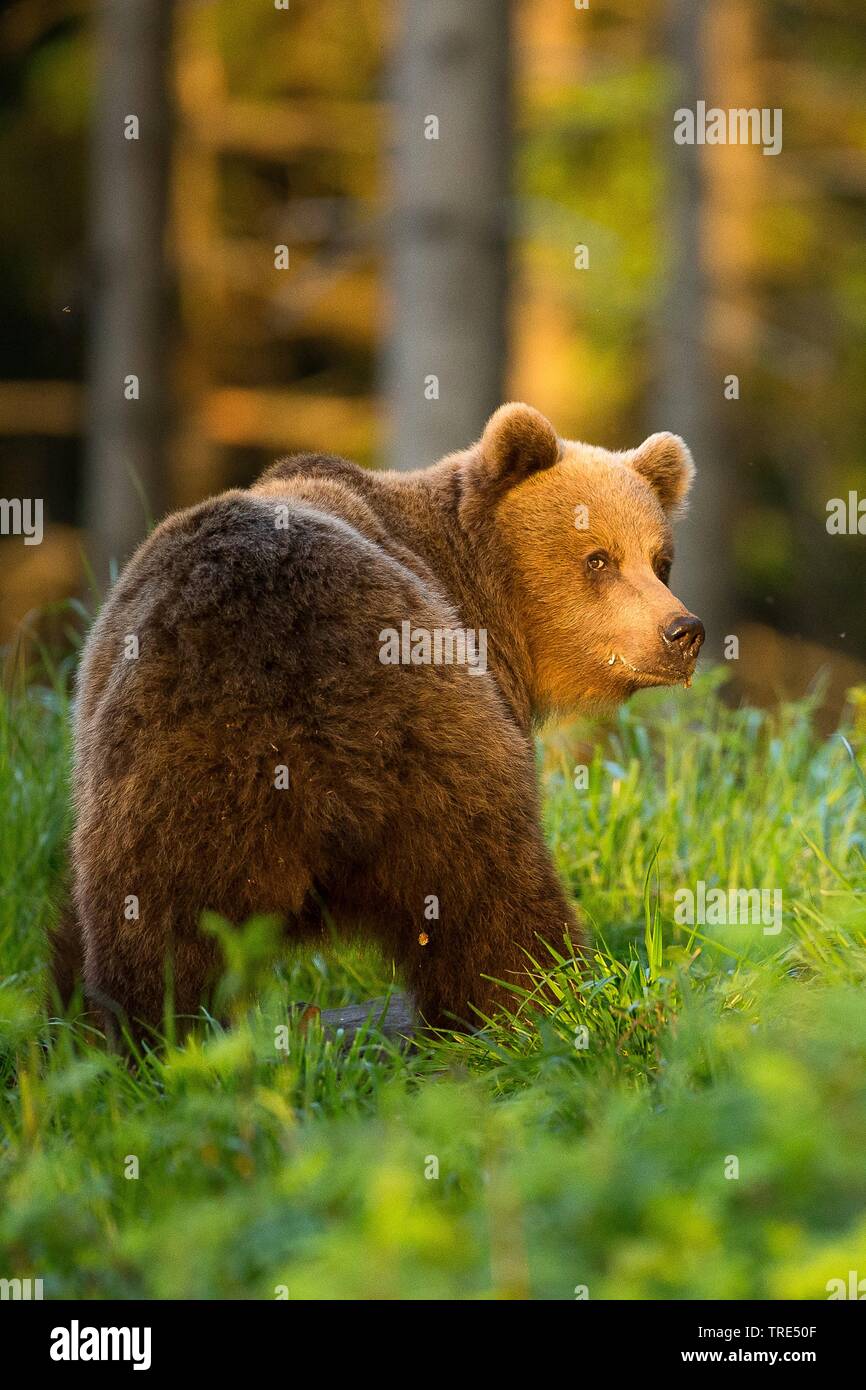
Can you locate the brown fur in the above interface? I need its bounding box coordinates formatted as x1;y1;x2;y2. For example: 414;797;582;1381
59;404;702;1043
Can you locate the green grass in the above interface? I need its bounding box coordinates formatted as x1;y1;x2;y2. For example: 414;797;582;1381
1;665;866;1299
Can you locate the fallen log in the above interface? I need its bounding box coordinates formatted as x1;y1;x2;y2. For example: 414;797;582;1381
293;991;417;1044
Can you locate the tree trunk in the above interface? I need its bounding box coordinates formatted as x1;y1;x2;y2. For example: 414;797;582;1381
85;0;174;588
654;0;733;654
384;0;511;470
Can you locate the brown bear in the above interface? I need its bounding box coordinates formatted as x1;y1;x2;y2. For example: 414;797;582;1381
55;403;703;1043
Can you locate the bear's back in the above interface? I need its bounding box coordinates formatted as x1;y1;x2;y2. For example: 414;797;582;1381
73;482;457;775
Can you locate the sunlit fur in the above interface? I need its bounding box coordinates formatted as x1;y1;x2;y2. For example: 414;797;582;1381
495;429;698;713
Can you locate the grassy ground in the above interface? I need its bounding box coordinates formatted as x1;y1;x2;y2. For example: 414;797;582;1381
1;664;865;1300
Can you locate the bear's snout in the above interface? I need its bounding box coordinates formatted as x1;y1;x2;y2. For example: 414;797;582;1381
662;612;705;663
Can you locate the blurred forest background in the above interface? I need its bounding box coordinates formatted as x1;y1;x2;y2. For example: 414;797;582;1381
0;0;864;717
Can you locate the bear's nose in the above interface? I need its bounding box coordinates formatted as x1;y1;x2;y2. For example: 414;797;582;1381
662;613;705;658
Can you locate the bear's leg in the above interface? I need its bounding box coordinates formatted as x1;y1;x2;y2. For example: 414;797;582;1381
401;845;579;1031
309;598;585;1031
80;903;221;1049
331;757;582;1032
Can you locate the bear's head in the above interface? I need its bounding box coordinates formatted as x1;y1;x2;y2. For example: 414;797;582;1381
463;402;704;713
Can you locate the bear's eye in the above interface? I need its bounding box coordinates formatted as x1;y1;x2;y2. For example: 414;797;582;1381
655;557;672;584
585;551;610;574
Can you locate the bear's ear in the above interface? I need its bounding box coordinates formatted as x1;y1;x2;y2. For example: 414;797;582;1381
480;402;560;486
459;403;560;530
629;432;695;514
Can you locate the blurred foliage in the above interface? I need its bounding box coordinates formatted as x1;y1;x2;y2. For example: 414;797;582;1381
0;0;865;652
